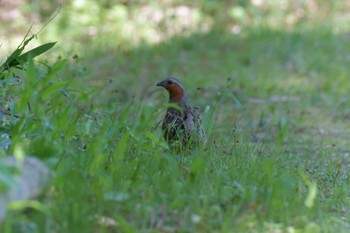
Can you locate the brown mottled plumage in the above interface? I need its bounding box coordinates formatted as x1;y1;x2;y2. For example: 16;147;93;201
157;77;205;148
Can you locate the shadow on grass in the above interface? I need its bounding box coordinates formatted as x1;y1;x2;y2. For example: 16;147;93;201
77;26;350;102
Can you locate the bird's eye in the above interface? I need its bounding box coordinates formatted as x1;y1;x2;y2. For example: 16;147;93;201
167;80;172;85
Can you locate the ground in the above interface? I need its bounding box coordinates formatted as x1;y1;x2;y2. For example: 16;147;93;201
1;0;350;232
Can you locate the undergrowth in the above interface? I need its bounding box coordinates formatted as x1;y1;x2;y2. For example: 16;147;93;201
1;1;350;231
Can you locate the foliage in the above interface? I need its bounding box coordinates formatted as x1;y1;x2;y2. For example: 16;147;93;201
0;35;57;195
1;0;350;232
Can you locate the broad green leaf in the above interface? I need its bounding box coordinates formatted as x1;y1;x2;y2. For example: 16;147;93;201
300;173;317;208
26;55;36;80
14;42;57;67
9;200;49;215
0;35;35;71
164;102;183;111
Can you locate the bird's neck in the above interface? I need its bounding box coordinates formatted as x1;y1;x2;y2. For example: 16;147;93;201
169;94;187;106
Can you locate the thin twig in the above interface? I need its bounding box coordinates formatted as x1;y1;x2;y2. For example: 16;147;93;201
36;5;62;36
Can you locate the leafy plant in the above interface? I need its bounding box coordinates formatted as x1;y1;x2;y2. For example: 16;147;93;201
0;31;57;198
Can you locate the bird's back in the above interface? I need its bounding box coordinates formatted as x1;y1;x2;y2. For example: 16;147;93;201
162;104;205;147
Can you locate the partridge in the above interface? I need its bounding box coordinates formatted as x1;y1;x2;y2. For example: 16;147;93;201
157;77;205;148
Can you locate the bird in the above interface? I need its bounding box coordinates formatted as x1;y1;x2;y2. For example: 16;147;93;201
157;77;205;149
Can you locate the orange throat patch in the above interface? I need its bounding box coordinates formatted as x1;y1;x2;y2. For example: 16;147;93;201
167;84;184;102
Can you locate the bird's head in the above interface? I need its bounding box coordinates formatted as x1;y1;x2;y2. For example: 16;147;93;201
157;77;187;103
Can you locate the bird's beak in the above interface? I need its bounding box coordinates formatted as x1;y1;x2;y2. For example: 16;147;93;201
156;81;165;87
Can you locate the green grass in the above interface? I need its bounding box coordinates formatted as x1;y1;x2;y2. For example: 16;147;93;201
1;1;350;232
